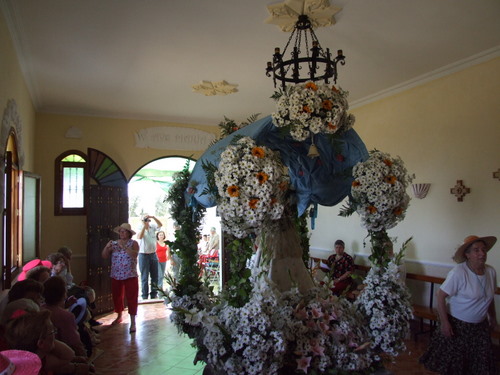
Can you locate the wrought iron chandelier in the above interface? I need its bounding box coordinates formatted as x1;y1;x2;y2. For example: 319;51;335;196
266;14;345;88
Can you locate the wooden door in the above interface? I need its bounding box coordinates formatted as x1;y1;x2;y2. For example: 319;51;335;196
86;149;128;315
2;151;21;288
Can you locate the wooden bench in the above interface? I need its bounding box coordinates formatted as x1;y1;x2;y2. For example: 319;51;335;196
405;273;444;340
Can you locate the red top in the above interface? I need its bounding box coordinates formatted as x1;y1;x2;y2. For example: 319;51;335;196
156;242;169;263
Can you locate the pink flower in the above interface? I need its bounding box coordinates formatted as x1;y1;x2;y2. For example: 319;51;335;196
310;340;325;356
328;310;337;321
311;307;323;319
296;356;312;373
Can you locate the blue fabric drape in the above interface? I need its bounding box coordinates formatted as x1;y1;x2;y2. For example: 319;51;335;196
188;115;368;216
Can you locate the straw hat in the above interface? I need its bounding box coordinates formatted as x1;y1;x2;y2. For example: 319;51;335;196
113;223;136;235
0;350;41;375
453;235;497;263
18;259;53;281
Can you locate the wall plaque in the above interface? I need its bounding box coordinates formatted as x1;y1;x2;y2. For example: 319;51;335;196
135;127;215;151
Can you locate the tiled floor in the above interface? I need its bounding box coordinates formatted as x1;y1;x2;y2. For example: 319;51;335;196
92;302;498;375
93;301;204;375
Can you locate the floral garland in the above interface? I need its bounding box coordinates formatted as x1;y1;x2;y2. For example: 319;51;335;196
215;136;288;238
345;150;414;232
271;81;355;142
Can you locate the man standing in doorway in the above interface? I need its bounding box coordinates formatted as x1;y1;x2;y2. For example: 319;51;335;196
137;214;162;300
207;227;219;255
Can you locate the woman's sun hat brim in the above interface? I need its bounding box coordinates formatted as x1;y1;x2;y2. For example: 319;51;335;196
113;223;136;235
453;235;497;263
18;259;53;281
0;350;42;375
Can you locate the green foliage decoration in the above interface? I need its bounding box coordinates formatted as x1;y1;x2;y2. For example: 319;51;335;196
221;236;254;307
208;114;261;148
165;160;206;297
293;206;311;268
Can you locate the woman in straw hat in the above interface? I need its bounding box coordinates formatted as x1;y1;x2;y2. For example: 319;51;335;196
420;235;498;374
102;223;139;334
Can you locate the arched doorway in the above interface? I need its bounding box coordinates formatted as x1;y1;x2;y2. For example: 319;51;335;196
129;157;221;297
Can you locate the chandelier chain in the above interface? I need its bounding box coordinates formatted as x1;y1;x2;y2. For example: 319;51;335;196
266;14;345;89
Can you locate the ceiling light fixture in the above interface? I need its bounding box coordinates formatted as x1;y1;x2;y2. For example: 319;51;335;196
266;14;345;88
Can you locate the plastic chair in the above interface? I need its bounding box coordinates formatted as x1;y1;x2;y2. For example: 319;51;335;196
203;249;219;283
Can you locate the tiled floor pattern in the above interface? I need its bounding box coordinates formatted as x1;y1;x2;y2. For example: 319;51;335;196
93;301;204;375
92;302;499;375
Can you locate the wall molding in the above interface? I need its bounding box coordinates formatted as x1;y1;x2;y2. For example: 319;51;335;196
351;46;500;109
0;0;41;108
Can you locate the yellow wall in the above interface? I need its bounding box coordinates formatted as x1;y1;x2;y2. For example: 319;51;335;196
310;57;500;278
34;113;218;282
0;12;36;170
0;10;36;275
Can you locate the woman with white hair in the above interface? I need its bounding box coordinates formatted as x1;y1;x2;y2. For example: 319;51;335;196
420;235;497;374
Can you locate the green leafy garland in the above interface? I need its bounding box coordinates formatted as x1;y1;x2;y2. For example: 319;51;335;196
207;114;261;148
222;236;254;307
294;207;311;269
164;160;206;296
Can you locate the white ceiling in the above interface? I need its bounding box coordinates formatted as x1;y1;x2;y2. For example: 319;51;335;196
2;0;500;126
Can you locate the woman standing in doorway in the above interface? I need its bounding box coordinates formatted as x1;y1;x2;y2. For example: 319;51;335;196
156;231;171;290
101;223;139;334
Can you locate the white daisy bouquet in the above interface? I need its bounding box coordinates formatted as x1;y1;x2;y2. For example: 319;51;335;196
349;150;413;232
215;136;288;238
354;260;413;356
271;81;355;142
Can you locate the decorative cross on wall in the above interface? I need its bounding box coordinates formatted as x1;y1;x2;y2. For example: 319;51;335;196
450;180;470;202
493;168;500;181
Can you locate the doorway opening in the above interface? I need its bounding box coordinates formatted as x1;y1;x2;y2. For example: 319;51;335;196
128;156;221;298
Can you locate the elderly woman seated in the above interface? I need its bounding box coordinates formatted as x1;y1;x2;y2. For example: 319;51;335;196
320;240;355;296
